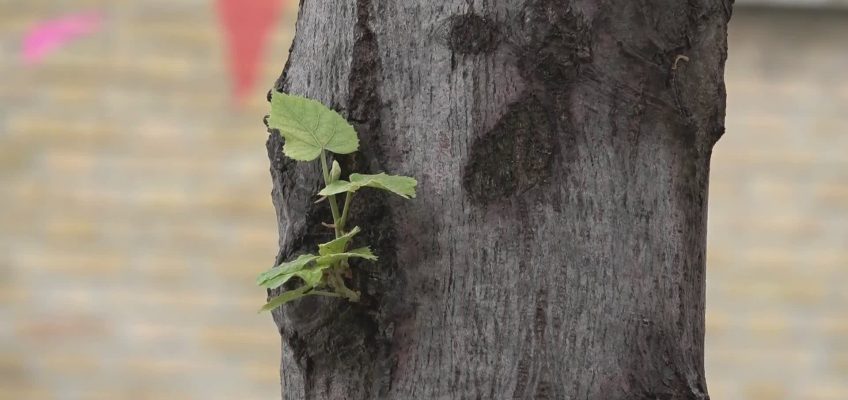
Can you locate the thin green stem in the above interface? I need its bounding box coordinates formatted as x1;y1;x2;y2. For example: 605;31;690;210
338;192;354;233
320;150;342;238
309;290;343;298
325;268;358;301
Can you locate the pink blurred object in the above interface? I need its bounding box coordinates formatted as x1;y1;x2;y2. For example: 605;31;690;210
22;12;103;65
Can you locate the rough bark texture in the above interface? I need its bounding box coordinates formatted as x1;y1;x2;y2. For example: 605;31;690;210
264;0;732;399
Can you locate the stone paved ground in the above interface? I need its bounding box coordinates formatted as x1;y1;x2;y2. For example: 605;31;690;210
0;3;845;400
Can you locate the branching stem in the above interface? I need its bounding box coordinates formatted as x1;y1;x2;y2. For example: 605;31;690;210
338;192;354;233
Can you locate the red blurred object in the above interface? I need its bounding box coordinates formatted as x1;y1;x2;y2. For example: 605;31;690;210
216;0;283;104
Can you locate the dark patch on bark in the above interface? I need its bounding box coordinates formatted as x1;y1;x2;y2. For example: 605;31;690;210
623;319;710;400
511;289;551;398
533;290;548;341
348;3;381;127
514;2;592;85
463;1;591;207
448;13;500;55
344;0;410;337
512;354;531;398
532;291;552;399
462;94;556;205
534;377;554;400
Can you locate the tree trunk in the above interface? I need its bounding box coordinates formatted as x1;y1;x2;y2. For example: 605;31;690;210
264;0;732;399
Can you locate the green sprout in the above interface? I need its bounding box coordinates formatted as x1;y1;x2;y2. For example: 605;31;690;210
257;92;417;312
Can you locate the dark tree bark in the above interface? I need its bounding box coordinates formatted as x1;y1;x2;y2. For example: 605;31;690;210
264;0;732;399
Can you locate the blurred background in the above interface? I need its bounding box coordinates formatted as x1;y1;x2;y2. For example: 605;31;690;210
0;1;845;399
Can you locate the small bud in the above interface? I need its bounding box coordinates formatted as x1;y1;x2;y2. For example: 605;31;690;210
330;160;342;182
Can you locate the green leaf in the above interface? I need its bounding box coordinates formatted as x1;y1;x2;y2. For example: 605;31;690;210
268;91;359;161
259;285;310;312
320;180;352;197
316;247;377;265
318;226;361;256
259;263;332;290
256;254;318;286
318;173;417;199
296;267;327;287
